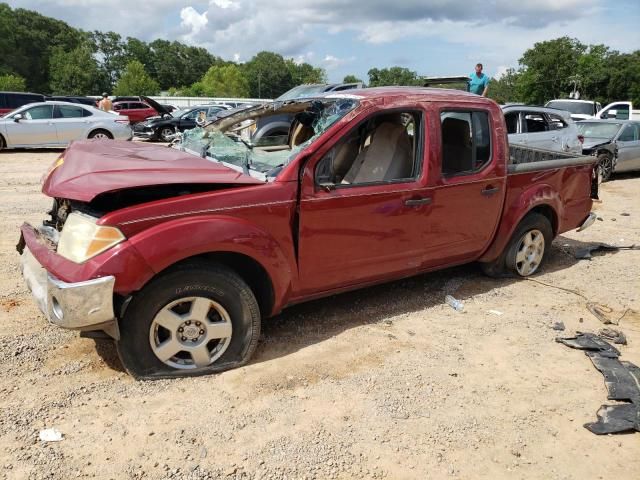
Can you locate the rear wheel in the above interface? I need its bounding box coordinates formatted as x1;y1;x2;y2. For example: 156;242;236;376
88;129;113;140
116;262;261;379
481;213;553;277
596;152;614;182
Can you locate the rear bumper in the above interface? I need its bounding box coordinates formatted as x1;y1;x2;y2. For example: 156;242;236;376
577;212;597;232
21;245;119;338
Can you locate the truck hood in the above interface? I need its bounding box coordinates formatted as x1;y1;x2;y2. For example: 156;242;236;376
582;137;613;150
43;140;263;202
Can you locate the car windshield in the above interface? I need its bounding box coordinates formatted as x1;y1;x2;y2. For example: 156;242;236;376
178;98;359;180
546;101;594;115
171;109;187;118
576;122;622;139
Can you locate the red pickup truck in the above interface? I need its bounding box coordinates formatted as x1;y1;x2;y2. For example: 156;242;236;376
18;88;597;378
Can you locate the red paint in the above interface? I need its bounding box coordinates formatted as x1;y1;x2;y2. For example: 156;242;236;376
112;101;158;123
23;88;594;317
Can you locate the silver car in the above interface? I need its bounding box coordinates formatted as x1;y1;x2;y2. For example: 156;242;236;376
577;120;640;178
502;105;583;154
0;101;132;150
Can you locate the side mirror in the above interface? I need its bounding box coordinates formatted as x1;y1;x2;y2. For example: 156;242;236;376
13;113;23;122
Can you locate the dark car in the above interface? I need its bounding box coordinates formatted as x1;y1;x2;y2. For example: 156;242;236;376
46;96;98;107
133;105;228;141
577;119;640;181
251;83;363;144
0;92;46;116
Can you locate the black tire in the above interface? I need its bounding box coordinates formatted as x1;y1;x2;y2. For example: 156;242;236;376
481;212;553;278
596;152;614;182
116;262;261;379
158;127;175;142
0;134;5;150
88;129;113;140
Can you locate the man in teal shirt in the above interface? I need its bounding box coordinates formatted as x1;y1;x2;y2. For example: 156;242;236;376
469;63;489;96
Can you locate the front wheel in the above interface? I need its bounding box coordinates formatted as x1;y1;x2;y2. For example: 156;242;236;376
158;127;176;142
596;152;614;182
481;213;553;278
116;263;261;379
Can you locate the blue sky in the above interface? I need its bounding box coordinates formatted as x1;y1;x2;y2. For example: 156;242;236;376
8;0;640;83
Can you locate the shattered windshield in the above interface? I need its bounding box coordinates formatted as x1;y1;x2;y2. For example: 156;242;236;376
178;98;358;179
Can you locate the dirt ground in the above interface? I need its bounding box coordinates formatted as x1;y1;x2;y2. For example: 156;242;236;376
0;148;639;480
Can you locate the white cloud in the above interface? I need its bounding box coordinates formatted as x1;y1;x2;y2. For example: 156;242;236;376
180;6;208;40
322;54;354;70
211;0;240;9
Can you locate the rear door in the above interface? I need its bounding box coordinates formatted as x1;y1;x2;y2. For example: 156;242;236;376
615;123;640;172
425;108;505;266
53;104;88;144
521;111;554;149
4;105;57;146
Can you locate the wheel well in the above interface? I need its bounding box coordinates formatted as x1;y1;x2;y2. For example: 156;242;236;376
529;205;558;236
89;128;113;139
165;252;275;318
0;133;5;148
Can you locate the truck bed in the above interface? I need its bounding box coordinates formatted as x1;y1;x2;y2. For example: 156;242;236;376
508;144;595;173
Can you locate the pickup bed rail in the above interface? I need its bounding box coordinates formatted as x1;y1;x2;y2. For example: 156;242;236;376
508;144;595;174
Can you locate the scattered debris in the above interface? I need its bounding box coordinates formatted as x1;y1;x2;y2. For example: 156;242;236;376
39;428;63;442
444;295;464;312
620;213;630;216
557;333;639;435
552;321;565;331
488;310;503;316
597;216;604;221
587;303;630;325
574;243;640;260
599;328;627;345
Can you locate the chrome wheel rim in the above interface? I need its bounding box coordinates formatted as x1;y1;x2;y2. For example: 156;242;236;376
149;297;232;370
598;157;612;181
93;132;109;140
514;229;545;276
160;128;174;141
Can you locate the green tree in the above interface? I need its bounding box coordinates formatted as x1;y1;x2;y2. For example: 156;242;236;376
285;59;327;85
488;68;522;104
200;64;249;97
343;74;363;84
91;31;129;89
517;37;586;104
49;44;101;95
244;51;294;98
0;73;26;91
367;67;422;87
114;60;159;96
607;51;640;105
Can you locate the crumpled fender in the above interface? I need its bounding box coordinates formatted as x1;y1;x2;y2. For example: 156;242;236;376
479;182;561;263
127;214;293;313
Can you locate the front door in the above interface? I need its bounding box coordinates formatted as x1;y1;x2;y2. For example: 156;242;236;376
5;105;57;146
615;123;640;172
298;109;432;294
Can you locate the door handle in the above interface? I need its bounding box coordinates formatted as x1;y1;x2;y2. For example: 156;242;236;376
481;186;500;196
404;197;432;207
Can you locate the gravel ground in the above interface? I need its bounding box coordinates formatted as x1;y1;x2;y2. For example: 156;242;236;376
0;148;639;480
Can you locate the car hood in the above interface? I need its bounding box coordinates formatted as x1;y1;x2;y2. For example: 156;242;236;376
582;137;613;150
43;140;263;202
141;96;172;115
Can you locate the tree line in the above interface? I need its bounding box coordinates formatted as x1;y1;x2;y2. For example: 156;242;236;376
1;3;638;105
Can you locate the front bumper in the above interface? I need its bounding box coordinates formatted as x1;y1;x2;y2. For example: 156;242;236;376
21;246;119;338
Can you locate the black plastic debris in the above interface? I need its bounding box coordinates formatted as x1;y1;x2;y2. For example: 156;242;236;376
574;243;640;260
552;321;566;331
557;332;640;434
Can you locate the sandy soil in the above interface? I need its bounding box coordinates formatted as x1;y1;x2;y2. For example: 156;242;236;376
0;148;639;480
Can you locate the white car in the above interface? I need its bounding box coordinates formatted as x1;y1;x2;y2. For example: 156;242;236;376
544;99;602;121
502;105;583;154
0;101;132;150
594;101;640;121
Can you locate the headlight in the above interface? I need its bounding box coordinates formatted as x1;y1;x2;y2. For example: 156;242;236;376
57;212;125;263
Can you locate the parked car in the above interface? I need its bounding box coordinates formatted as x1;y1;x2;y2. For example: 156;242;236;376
545;99;602;120
133;105;228;142
576;119;640;180
0;92;46;116
0;102;132;149
18;87;596;378
112;96;172;123
594;102;640;121
46;96;98;108
502;105;583;154
249;83;365;144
